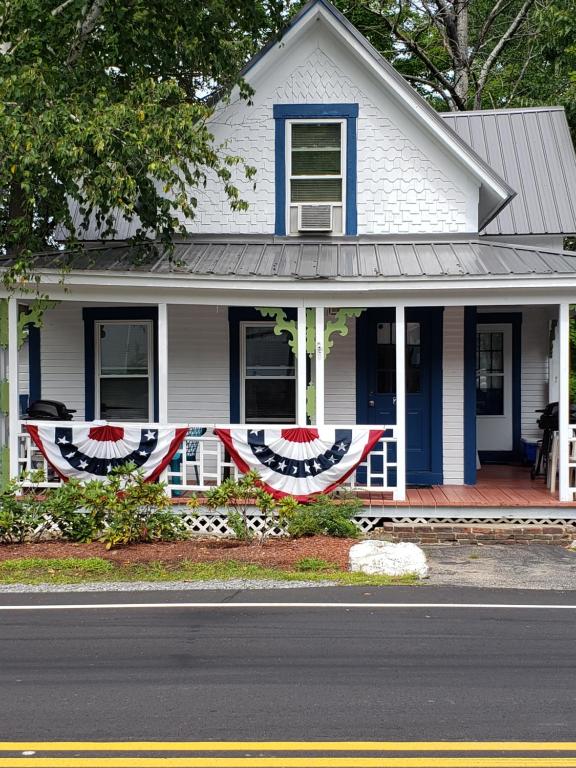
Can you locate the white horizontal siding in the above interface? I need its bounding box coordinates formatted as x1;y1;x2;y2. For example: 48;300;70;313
40;303;85;418
18;341;29;400
325;318;356;425
442;307;465;484
520;306;553;441
167;305;229;424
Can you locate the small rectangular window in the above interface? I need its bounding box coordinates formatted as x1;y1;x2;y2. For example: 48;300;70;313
96;321;152;421
476;331;504;416
290;122;343;205
242;324;296;423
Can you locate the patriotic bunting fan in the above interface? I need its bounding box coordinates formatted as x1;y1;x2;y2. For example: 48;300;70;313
214;426;385;500
26;423;188;483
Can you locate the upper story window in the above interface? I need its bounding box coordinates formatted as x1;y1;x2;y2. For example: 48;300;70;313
289;121;344;234
273;104;358;237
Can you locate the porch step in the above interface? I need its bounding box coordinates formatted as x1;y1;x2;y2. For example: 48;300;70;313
370;522;576;545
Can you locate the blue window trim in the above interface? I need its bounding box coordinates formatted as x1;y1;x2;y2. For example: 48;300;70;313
356;307;443;486
463;307;477;484
27;324;41;404
228;307;297;424
474;311;522;464
82;307;159;422
273;103;358;236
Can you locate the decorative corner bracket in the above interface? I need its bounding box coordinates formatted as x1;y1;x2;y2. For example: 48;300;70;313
324;308;365;358
256;308;298;355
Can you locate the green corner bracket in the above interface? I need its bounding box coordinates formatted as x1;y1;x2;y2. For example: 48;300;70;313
256;308;298;355
324;308;365;357
256;306;365;422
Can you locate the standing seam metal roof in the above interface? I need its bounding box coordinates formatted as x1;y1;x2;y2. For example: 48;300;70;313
20;239;576;279
441;107;576;236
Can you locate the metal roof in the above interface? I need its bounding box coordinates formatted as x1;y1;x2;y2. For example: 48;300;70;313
19;238;576;280
441;107;576;236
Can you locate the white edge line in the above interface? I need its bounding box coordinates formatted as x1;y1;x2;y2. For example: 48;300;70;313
0;602;576;611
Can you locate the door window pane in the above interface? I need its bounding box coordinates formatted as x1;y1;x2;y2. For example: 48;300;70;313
375;322;422;394
476;331;504;415
243;325;296;423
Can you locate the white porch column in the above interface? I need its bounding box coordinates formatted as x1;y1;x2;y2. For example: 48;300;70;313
8;297;19;480
558;302;571;501
394;304;406;502
296;306;307;425
315;307;325;426
157;302;169;424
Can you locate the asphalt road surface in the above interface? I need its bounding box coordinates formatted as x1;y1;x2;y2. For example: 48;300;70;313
1;586;576;766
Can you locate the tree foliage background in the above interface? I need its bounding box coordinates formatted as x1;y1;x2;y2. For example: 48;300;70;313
330;0;576;127
0;0;284;278
2;0;576;282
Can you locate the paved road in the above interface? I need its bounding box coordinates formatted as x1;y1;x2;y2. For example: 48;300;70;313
1;586;576;753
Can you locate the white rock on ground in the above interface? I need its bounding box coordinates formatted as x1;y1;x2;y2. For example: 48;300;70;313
349;540;429;578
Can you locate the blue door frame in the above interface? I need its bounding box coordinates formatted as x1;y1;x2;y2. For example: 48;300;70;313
357;308;443;486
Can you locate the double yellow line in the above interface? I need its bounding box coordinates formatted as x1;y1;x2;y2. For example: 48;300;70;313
2;743;576;767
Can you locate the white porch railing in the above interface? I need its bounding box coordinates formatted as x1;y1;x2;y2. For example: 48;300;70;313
17;422;399;497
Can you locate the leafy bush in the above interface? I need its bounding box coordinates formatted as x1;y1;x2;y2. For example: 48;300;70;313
78;464;187;549
42;479;102;543
204;470;275;542
0;464;188;549
278;492;361;539
0;472;50;543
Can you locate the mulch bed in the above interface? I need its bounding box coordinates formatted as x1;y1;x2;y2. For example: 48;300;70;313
0;536;357;569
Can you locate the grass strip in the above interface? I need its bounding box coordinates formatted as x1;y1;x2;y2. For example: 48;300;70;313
0;557;419;586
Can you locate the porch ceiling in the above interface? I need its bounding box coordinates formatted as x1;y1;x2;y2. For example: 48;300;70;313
7;237;576;282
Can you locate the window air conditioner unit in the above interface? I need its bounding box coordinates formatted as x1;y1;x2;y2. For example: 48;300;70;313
298;204;333;232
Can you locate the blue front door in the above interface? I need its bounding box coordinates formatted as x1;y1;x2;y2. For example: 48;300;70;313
357;308;443;486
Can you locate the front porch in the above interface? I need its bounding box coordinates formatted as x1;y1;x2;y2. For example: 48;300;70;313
4;280;576;510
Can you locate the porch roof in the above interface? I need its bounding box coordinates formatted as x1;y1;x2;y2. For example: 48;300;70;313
14;237;576;281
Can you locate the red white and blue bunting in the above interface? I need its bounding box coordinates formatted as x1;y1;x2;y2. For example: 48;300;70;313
26;423;188;483
214;427;385;501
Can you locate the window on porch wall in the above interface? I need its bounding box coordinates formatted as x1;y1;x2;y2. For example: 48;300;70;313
95;321;153;421
241;323;296;423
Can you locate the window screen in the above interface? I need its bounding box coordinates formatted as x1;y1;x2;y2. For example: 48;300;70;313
290;122;342;204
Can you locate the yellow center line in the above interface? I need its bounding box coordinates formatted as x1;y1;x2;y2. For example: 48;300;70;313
2;742;576;752
2;758;576;768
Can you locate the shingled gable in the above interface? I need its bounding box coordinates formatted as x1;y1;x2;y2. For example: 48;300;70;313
238;0;515;231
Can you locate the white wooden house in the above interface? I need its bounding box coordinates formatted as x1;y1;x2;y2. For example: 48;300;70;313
4;0;576;522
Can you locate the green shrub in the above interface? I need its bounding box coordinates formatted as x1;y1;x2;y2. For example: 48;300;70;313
278;492;361;539
0;472;50;543
78;464;187;549
205;471;275;542
43;479;102;543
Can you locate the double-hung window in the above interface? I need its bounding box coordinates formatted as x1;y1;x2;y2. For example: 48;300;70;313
288;119;345;234
95;320;153;421
241;322;296;423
